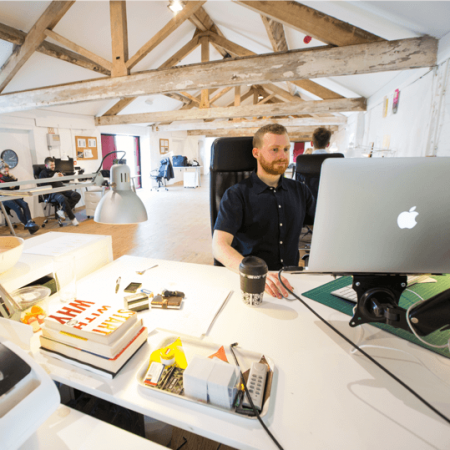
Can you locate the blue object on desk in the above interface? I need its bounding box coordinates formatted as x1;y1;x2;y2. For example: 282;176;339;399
141;289;152;295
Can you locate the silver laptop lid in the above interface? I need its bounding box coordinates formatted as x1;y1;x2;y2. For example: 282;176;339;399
308;157;450;274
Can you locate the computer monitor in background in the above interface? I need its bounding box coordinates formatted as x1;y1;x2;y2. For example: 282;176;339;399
54;157;75;175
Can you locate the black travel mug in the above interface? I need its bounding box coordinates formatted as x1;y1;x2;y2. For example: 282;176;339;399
239;256;268;306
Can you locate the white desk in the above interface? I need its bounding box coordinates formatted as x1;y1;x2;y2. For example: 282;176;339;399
173;166;202;188
20;405;165;450
31;255;450;450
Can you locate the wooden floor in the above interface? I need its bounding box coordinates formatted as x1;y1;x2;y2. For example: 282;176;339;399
2;176;214;265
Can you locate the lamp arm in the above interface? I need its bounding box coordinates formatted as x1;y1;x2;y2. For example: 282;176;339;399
94;150;126;174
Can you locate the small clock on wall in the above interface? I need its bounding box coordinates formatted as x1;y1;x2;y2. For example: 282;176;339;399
1;149;18;169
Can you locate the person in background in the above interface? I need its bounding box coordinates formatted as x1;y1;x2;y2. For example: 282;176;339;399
312;127;332;154
38;157;80;226
0;164;39;234
212;124;315;298
304;147;314;155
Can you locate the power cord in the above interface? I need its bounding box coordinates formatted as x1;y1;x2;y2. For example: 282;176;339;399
405;289;449;349
229;343;284;450
277;268;450;426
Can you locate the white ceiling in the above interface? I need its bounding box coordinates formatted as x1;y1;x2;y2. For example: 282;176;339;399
0;1;449;123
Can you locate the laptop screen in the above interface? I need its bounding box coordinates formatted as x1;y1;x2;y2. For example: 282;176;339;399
307;158;450;274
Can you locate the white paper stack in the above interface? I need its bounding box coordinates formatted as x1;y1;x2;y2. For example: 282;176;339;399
207;361;239;410
183;356;215;402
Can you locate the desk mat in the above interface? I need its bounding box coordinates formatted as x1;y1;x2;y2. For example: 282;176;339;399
301;275;450;359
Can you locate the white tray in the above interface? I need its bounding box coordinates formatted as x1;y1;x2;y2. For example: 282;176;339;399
137;332;275;419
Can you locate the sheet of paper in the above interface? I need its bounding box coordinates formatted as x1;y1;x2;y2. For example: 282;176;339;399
142;287;232;338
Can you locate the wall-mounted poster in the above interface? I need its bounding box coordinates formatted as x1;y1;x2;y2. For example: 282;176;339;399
75;136;98;160
160;138;169;155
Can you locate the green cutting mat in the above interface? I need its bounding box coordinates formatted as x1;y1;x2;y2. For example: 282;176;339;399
302;275;450;358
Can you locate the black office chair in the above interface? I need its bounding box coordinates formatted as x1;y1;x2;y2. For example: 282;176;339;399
32;164;63;228
210;137;257;266
295;153;345;263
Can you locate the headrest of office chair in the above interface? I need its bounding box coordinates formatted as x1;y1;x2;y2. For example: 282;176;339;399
32;164;46;179
210;137;257;172
295;153;344;176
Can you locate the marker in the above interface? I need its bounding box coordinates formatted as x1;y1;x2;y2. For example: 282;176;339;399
115;277;121;293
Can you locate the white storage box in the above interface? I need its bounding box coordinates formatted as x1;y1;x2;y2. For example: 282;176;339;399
85;187;104;218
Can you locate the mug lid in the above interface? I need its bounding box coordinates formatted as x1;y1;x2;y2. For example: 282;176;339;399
239;256;268;275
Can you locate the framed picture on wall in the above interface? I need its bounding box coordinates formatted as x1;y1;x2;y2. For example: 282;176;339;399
159;139;169;155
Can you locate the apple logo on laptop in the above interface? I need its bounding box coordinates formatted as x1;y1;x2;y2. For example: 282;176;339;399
397;206;419;229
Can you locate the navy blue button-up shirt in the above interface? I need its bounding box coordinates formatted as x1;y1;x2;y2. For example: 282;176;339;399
214;172;316;270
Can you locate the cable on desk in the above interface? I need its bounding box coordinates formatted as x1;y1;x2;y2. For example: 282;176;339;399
230;343;284;450
278;268;450;426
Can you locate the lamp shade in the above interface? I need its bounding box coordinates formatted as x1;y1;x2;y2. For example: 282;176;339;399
94;164;148;224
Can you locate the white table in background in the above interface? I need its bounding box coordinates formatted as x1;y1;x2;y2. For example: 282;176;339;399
173;166;202;188
31;254;450;450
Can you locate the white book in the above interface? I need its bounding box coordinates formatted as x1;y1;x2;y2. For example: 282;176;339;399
41;319;143;358
44;299;138;344
40;327;148;375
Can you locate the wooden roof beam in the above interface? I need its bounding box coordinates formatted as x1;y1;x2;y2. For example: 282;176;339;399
102;35;201;116
154;116;346;132
126;1;205;70
259;15;343;100
185;3;230;58
236;1;384;46
187;127;337;139
1;37;436;114
0;22;110;76
261;15;288;52
96;98;366;126
0;0;75;93
110;1;129;77
44;29;112;72
206;30;340;105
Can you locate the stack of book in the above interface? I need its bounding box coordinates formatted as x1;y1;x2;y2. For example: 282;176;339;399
39;299;148;379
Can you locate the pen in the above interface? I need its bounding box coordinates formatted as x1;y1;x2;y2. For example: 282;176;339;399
115;277;121;293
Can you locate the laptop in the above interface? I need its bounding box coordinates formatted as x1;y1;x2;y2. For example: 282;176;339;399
307;157;450;274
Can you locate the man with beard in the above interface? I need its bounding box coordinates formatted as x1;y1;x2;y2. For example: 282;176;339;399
212;124;315;298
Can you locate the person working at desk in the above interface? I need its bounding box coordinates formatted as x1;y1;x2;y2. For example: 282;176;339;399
0;164;40;234
212;124;316;298
312;127;331;154
39;157;80;227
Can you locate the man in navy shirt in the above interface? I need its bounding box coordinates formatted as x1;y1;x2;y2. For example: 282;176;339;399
212;124;315;298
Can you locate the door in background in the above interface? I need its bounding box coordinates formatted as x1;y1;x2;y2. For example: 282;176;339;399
100;134;117;173
102;134;141;189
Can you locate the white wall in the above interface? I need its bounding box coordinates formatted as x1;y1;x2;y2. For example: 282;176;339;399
0;110;103;218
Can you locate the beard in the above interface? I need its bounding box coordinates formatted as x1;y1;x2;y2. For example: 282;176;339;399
259;154;288;175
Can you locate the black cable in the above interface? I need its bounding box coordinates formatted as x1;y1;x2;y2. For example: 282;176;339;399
94;150;126;175
230;343;284;450
278;268;450;425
